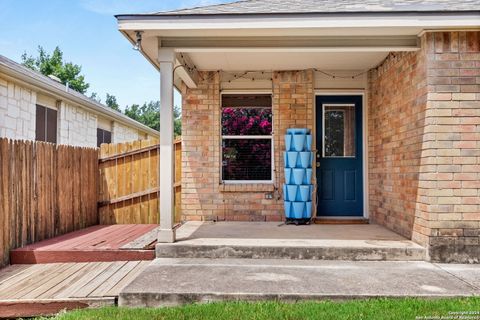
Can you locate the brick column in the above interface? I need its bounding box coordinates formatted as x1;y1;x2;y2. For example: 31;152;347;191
272;70;315;204
417;31;480;262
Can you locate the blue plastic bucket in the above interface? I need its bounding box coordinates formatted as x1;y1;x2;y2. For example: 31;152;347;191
284;168;292;184
282;184;287;199
284;134;292;151
287;128;308;135
304;168;313;184
299;152;311;168
304;201;312;218
298;185;310;201
305;135;312;151
283;152;288;167
284;201;292;218
292;134;306;152
286;185;298;201
287;152;298;168
292;202;305;219
292;168;305;185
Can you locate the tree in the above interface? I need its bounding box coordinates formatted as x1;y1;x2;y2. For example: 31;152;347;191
173;105;181;137
89;92;101;103
105;93;120;112
21;46;89;94
125;101;181;137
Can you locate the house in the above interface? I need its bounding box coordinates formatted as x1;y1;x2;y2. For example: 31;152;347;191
0;55;158;147
116;0;480;262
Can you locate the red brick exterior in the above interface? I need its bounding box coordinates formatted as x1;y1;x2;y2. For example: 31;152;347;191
180;70;314;222
179;31;479;262
368;49;427;240
369;31;480;262
419;32;480;262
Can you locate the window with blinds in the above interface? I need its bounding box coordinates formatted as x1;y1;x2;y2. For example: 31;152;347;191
35;104;57;144
97;128;112;147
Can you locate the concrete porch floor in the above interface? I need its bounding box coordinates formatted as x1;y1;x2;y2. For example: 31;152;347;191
157;221;426;261
176;221;407;240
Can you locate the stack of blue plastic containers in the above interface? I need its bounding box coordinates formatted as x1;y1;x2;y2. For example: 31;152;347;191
283;128;313;224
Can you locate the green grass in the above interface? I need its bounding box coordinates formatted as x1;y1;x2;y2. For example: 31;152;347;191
39;298;480;320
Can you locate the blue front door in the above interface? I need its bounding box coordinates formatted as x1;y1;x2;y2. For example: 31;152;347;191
315;95;363;216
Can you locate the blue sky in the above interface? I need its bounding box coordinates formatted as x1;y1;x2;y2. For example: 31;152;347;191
0;0;231;110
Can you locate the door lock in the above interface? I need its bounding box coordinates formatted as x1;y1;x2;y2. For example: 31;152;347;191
316;162;320;167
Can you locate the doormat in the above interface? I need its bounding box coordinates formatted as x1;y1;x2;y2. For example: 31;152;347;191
314;218;369;224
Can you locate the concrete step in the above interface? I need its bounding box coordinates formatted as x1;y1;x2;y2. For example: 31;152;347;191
156;238;426;261
118;258;480;307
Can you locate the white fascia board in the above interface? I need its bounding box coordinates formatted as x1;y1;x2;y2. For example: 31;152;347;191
117;13;480;32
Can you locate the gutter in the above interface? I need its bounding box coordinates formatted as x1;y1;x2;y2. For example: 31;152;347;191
115;10;480;20
0;60;159;137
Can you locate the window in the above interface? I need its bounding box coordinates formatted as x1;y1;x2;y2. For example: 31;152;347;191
221;94;272;182
97;128;112;147
35;104;57;143
323;104;355;157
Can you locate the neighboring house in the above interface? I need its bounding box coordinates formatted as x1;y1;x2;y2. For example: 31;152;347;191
0;55;158;147
116;0;480;262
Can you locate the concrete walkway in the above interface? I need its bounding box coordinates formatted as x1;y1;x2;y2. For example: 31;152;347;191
119;258;480;307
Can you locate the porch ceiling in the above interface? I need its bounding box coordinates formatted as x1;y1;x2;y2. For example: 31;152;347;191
187;51;389;71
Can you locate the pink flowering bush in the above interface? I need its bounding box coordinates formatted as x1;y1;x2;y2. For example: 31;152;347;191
222;107;271;135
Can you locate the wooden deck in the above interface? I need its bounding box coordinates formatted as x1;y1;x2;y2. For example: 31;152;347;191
0;261;150;318
10;224;158;264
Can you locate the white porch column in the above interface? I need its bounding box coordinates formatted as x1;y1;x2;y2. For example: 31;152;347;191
158;48;176;243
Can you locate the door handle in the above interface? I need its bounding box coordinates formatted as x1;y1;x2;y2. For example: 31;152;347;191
316;162;320;167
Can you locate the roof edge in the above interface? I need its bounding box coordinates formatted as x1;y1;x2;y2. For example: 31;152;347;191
115;10;480;19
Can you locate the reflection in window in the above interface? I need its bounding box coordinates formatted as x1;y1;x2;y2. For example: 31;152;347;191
323;105;355;157
222;107;272;135
222;139;272;181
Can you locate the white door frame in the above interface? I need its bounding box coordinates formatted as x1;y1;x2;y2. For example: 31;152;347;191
314;90;368;219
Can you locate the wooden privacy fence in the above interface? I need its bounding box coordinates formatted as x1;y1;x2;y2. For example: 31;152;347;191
0;138;98;267
98;139;181;224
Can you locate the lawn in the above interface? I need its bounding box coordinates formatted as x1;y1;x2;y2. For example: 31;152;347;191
41;297;480;320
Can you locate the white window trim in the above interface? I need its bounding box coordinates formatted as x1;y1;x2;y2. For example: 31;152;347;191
220;93;274;184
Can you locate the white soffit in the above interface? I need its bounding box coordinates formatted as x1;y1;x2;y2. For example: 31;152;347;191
187;51;389;71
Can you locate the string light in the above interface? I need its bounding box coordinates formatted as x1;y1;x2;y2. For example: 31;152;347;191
314;69;369;79
177;56;394;83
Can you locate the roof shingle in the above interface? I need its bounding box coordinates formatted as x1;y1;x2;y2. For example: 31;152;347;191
152;0;480;15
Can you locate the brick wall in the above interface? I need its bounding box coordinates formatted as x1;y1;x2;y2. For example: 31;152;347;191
0;74;147;147
418;31;480;263
180;70;314;222
0;76;36;140
273;70;315;198
368;49;428;239
112;121;139;143
369;31;480;263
